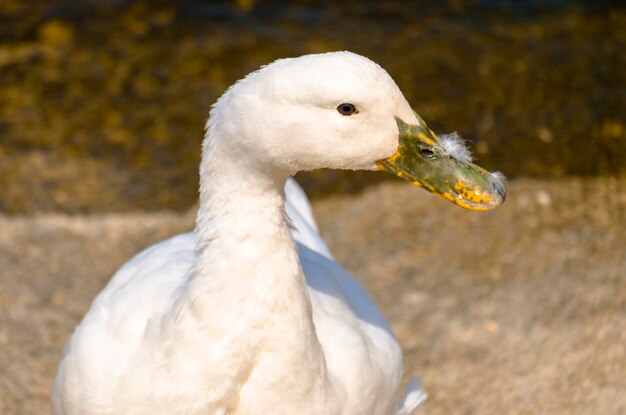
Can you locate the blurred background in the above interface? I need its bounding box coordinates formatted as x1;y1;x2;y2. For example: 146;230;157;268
1;1;625;415
1;0;624;213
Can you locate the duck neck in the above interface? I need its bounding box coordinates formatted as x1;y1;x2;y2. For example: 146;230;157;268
186;138;313;335
163;137;332;405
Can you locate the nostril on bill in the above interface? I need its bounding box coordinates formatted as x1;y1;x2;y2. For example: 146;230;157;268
492;181;507;203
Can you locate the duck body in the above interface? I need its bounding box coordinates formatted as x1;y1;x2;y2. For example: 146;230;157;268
53;51;504;415
53;179;413;415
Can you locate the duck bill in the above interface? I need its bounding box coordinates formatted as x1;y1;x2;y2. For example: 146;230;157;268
378;114;506;211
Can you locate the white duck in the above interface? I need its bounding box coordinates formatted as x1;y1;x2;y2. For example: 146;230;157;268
52;51;506;415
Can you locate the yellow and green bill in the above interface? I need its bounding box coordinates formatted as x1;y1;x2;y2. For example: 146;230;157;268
378;113;506;211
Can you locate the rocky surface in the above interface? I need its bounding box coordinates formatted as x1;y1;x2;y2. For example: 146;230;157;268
1;178;625;414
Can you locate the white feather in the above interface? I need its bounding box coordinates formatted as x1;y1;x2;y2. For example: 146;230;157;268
491;171;507;185
438;132;473;163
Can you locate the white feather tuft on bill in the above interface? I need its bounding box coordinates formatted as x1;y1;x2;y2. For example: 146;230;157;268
438;132;473;163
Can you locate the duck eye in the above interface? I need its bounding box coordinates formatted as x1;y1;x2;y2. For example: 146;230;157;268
419;147;436;158
337;103;357;116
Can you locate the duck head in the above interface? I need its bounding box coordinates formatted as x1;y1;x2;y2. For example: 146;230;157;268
208;51;505;210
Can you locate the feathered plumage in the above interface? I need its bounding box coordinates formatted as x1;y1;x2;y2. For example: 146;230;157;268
53;52;427;415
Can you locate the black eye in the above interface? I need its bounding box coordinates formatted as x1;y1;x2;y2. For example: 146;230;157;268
337;103;357;116
419;147;436;158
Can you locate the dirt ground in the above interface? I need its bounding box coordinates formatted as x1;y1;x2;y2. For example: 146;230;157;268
0;178;625;415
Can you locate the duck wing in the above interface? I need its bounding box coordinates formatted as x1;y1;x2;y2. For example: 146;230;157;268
285;178;426;414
